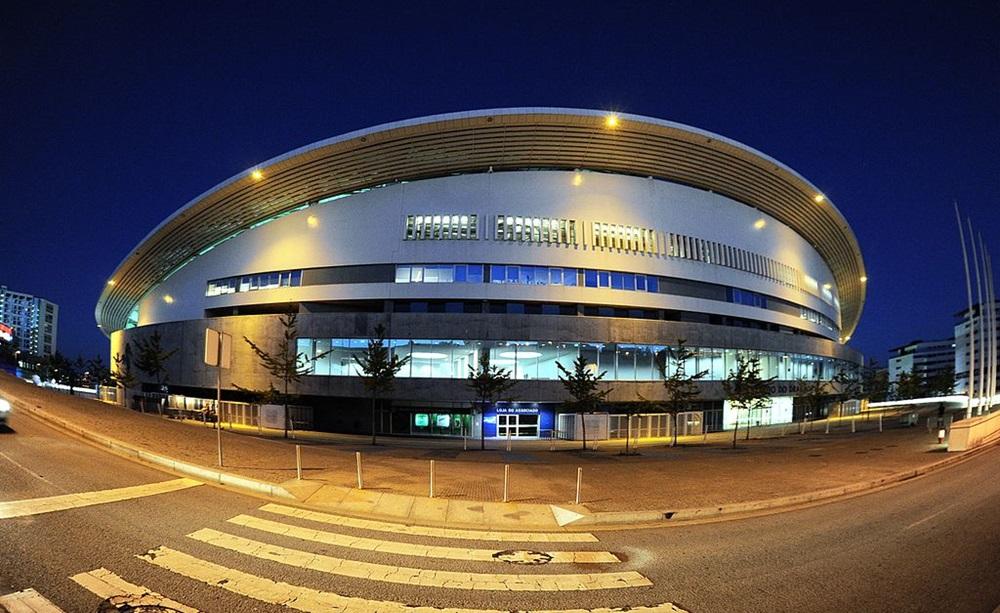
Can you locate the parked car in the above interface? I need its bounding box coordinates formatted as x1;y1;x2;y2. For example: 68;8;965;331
0;398;10;427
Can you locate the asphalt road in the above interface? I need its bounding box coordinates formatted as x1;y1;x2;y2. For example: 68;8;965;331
1;407;998;613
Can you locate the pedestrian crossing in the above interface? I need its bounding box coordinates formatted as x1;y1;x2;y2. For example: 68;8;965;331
65;503;687;612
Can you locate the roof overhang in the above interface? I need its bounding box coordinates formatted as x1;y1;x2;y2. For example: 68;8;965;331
96;108;866;338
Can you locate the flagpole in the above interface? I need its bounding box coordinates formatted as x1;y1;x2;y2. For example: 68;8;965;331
979;245;997;411
969;219;985;415
955;203;975;420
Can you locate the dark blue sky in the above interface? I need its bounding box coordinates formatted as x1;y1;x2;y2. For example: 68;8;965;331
2;1;997;362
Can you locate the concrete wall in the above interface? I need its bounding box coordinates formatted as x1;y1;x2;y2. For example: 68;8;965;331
948;409;1000;452
133;171;842;339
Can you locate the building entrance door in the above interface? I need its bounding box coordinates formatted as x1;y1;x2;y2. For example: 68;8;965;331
496;413;539;438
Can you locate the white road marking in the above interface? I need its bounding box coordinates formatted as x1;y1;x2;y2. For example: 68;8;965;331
551;505;588;526
905;504;956;530
138;546;688;612
0;478;202;519
0;588;65;612
186;528;651;591
227;513;619;563
70;567;198;612
0;451;59;488
259;502;598;542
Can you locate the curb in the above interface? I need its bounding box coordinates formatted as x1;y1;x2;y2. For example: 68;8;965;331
572;436;999;527
6;387;997;531
10;397;295;501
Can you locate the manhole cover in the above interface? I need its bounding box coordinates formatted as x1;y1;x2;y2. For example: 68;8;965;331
98;594;185;612
492;549;553;565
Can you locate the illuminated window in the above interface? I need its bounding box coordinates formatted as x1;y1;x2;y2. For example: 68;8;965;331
405;214;477;240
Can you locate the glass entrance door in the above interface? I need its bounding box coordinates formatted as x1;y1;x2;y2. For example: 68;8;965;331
496;414;539;437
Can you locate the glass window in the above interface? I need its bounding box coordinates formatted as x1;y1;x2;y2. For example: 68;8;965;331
584;269;598;287
454;264;467;283
520;266;535;285
467;264;484;283
506;266;519;283
395;266;411;283
647;276;659;293
622;273;635;291
610;272;624;290
549;267;562;285
598;271;611;288
491;265;505;283
564;269;578;286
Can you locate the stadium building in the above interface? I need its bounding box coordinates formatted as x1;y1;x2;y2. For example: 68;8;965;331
97;109;865;438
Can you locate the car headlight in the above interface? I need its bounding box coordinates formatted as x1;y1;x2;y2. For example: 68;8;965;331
0;398;11;414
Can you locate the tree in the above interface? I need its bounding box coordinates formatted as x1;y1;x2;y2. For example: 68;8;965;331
244;313;327;438
722;353;776;448
656;340;708;447
113;345;138;409
796;377;827;424
134;330;177;415
557;356;612;451
926;368;955;397
88;355;114;399
353;323;409;445
831;365;861;416
894;370;924;400
861;360;890;403
466;350;516;450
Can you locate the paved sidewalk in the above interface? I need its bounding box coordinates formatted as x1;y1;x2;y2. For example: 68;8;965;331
0;374;958;524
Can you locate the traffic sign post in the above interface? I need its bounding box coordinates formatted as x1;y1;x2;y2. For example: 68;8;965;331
205;328;232;467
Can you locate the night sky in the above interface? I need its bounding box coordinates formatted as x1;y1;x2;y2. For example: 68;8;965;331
2;1;997;363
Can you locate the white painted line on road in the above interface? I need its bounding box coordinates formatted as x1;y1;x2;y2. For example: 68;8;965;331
905;504;957;530
70;567;198;613
186;528;651;591
259;502;599;542
227;513;620;563
0;478;202;519
137;545;687;612
0;587;65;612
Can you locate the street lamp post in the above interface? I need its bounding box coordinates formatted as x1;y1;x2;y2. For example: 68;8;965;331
205;328;232;467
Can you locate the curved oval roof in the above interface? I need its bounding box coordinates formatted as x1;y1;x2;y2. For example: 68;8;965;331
96;108;866;338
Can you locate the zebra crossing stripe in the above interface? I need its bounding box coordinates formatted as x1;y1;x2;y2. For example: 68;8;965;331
227;513;620;563
0;479;201;519
259;502;598;542
0;588;64;613
186;528;650;591
137;545;688;612
69;567;198;613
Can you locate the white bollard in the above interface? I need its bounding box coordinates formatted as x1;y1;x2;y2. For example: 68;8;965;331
429;459;435;498
296;445;302;481
549;430;555;452
462;425;467;451
825;418;830;434
879;413;883;433
355;451;363;489
575;466;583;505
503;464;510;503
506;429;512;452
851;417;856;433
799;421;805;435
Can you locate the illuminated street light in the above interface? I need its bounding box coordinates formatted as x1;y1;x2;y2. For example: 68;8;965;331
572;172;583;187
163;294;174;304
107;279;116;286
251;169;264;181
754;219;766;230
604;114;619;128
860;276;868;283
307;215;319;228
813;193;825;203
